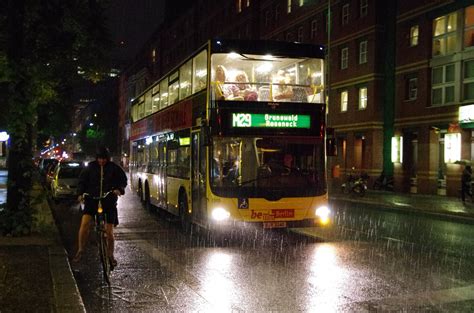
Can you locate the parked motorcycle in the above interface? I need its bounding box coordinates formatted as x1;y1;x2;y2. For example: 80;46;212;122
373;172;394;191
341;169;368;197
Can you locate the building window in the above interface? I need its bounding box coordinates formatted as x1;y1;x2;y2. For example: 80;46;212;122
341;47;348;69
341;90;348;112
359;87;367;109
311;19;318;39
265;10;271;27
297;26;304;42
464;6;474;48
359;40;367;64
410;25;419;46
275;4;281;22
360;0;368;17
432;64;455;105
237;0;242;13
407;77;418;100
342;4;350;25
433;12;457;56
299;0;304;7
464;60;474;100
287;0;292;14
246;0;250;7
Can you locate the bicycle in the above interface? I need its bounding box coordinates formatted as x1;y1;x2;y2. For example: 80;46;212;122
82;190;115;285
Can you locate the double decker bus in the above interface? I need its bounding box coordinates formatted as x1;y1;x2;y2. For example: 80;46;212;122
130;39;331;231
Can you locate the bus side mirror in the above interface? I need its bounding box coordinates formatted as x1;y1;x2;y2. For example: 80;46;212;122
326;138;337;157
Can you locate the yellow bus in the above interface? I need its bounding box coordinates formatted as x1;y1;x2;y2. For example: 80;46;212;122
130;39;331;232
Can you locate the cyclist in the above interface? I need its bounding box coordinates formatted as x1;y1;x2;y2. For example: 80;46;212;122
72;146;127;267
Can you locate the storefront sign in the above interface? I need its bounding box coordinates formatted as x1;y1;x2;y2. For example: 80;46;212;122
459;104;474;128
444;133;461;163
232;113;310;129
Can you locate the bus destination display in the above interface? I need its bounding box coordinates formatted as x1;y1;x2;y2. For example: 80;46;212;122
232;113;311;129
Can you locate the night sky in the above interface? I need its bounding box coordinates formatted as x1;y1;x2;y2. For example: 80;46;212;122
106;0;165;64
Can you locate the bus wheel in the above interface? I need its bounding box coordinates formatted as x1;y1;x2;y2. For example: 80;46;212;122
178;192;191;234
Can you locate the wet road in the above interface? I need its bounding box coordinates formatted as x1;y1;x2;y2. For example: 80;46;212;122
52;189;474;312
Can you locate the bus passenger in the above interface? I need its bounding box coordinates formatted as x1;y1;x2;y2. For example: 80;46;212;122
229;71;258;101
272;70;293;101
214;65;238;100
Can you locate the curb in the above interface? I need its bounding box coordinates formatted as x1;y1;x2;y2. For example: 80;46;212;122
33;183;86;313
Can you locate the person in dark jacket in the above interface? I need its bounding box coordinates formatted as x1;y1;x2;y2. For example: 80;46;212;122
461;165;472;203
72;147;127;267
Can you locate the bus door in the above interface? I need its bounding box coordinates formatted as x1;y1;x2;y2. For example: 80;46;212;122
158;140;167;208
191;130;207;222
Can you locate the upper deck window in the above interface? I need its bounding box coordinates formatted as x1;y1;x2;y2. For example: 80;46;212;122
211;53;324;103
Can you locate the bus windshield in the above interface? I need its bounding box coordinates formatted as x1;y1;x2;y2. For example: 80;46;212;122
210;137;326;198
211;53;324;103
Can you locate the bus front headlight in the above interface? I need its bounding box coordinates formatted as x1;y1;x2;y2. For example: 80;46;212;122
315;206;330;225
211;207;230;221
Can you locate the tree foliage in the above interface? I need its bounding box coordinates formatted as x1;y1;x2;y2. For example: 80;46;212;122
0;0;112;235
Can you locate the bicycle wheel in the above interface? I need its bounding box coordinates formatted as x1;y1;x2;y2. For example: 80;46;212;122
98;228;111;285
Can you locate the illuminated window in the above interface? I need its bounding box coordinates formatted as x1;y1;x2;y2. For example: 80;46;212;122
391;136;403;163
179;60;192;100
359;40;367;64
246;0;250;7
464;6;474;48
433;12;457;56
311;19;318;39
299;0;304;7
341;47;348;69
237;0;242;13
340;90;348;112
342;4;349;25
360;0;368;17
159;79;169;109
410;25;419;46
152;48;156;63
287;0;292;13
432;64;455;105
358;87;367;109
192;50;207;93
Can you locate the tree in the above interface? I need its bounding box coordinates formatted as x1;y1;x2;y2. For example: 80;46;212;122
0;0;111;235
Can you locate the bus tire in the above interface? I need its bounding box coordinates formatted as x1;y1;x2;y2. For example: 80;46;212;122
178;191;191;234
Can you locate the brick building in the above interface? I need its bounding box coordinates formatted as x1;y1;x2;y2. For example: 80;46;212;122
119;0;474;196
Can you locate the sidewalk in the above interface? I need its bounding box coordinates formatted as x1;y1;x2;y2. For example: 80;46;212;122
0;170;85;313
1;171;474;312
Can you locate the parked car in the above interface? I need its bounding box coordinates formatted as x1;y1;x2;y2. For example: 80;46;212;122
38;158;58;184
50;161;85;200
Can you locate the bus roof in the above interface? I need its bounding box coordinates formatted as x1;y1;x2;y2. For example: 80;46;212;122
210;39;325;59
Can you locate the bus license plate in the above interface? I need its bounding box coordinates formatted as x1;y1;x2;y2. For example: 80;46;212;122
263;221;287;229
